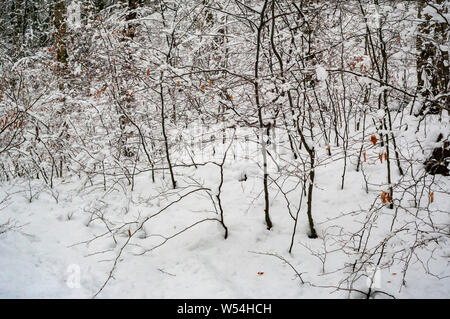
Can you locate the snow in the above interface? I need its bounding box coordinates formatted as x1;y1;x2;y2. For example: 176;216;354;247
67;1;82;31
0;0;449;301
315;65;328;82
1;125;449;298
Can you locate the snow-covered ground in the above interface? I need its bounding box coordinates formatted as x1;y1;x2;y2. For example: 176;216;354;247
1;124;448;299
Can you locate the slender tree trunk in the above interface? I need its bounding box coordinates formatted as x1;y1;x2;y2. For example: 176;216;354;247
160;76;177;189
254;0;272;230
306;148;318;238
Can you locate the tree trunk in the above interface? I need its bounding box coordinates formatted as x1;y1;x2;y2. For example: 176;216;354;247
54;0;68;65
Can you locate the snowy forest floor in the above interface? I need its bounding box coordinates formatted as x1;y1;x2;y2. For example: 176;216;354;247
0;125;449;299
